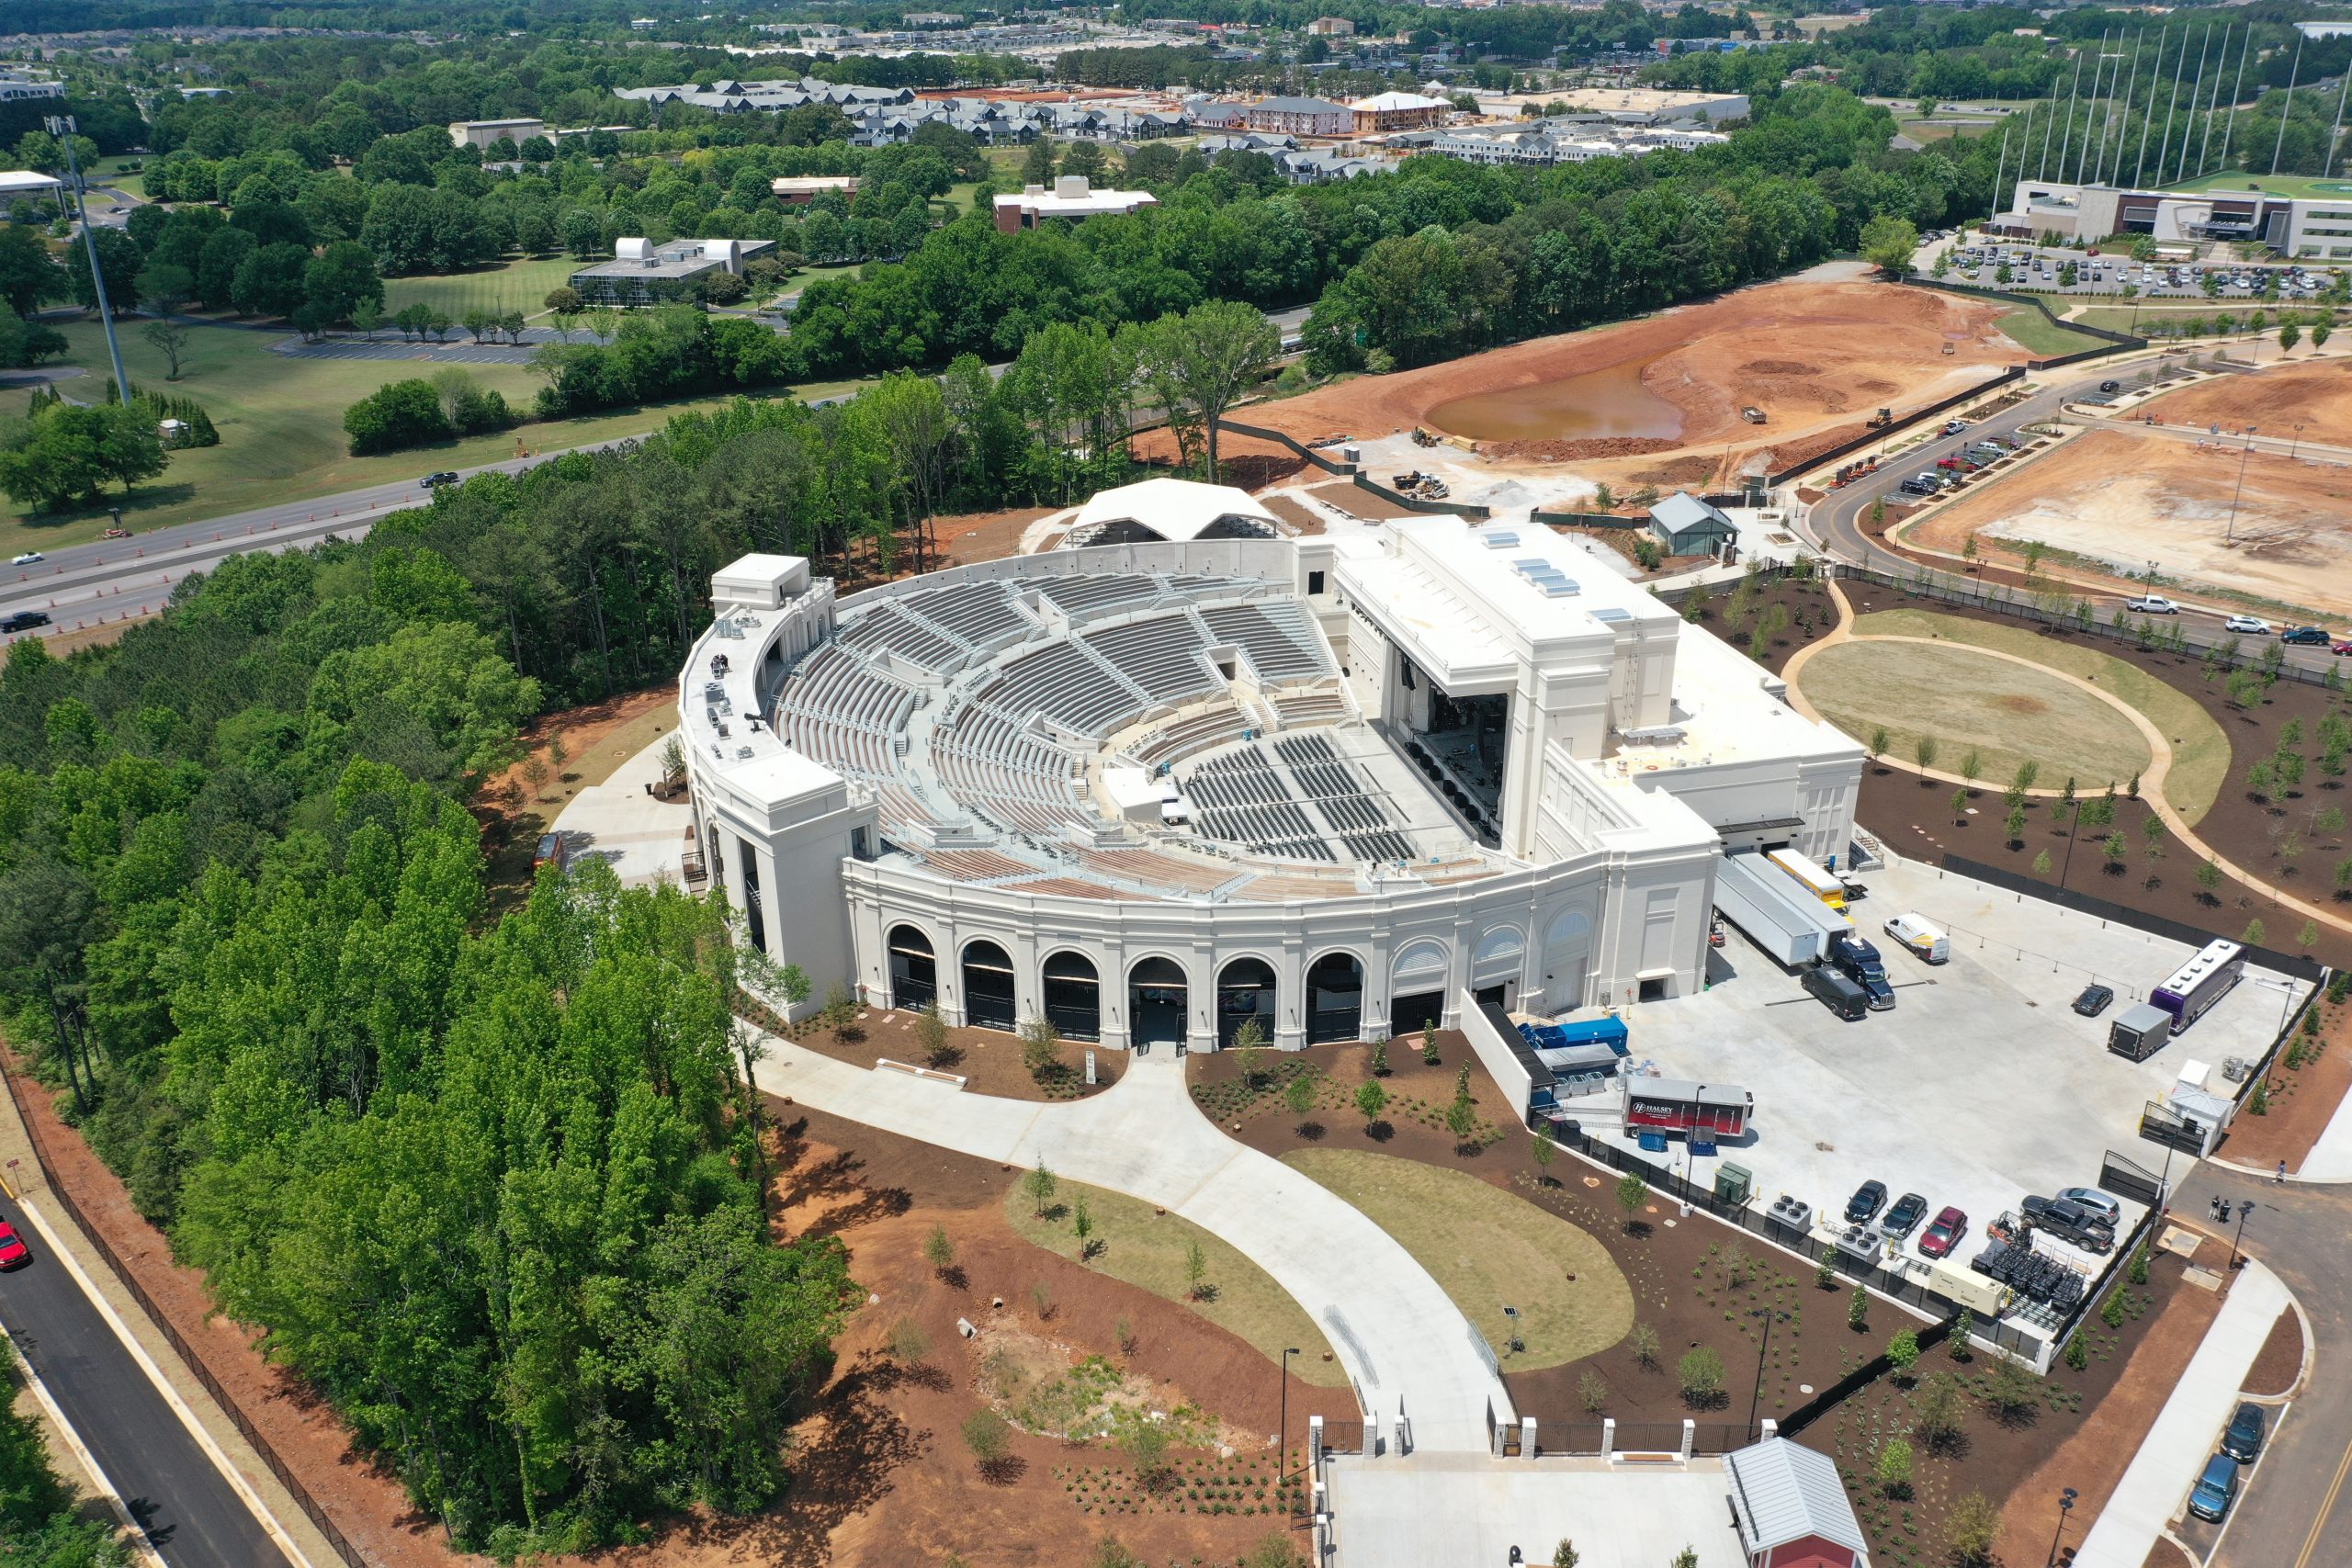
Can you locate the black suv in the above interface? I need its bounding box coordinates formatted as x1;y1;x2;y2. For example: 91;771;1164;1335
2022;1194;2117;1252
1882;1191;1928;1238
1845;1180;1888;1225
2222;1401;2267;1462
421;470;460;489
0;609;51;634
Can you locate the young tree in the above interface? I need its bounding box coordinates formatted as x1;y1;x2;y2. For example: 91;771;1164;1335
1024;1158;1057;1217
1867;725;1890;761
918;1003;952;1066
1551;1541;1580;1568
1629;1322;1660;1370
1886;1327;1921;1381
1676;1346;1724;1405
1531;1124;1557;1184
1957;747;1983;788
961;1409;1011;1467
1073;1193;1095;1259
1943;1492;2002;1566
1183;1239;1209;1300
2005;803;2027;844
923;1224;956;1276
1874;1437;1914;1498
1914;1371;1967;1450
2032;849;2052;875
1284;1070;1316;1122
1915;734;1939;774
1020;1014;1063;1077
1615;1172;1648;1230
1353;1078;1388;1131
1848;1283;1870;1331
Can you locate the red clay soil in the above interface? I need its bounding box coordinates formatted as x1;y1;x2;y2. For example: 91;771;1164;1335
1191;1036;1923;1429
1259;493;1326;535
1484;434;1680;464
933;506;1053;568
4;1055;469;1568
1986;1256;2223;1568
2211;1002;2352;1173
1183;281;2021;472
2242;1306;2304;1398
1305;479;1414;520
786;1007;1125;1104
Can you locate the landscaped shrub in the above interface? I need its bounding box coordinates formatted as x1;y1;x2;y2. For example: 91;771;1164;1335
1677;1346;1725;1406
343;377;450;454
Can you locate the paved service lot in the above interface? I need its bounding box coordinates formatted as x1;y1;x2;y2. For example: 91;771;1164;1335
1577;858;2296;1273
1325;1452;1747;1568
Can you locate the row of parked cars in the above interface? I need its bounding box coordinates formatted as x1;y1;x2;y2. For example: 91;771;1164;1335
2119;598;2352;651
2189;1402;2269;1523
1839;1179;2130;1267
1841;1179;1970;1258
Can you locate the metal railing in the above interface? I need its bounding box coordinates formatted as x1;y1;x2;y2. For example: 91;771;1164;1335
0;1054;370;1568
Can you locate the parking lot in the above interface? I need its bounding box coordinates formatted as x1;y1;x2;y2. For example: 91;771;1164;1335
1931;241;2343;303
1575;857;2298;1285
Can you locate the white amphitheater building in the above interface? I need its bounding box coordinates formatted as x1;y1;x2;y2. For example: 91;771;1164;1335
682;495;1863;1054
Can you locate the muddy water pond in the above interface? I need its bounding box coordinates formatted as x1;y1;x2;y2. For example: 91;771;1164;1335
1425;356;1685;444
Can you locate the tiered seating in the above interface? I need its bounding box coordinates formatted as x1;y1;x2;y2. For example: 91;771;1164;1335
1343;829;1417;862
1188;749;1290;807
835;603;962;673
984;641;1138;736
1272;690;1351;728
1275;733;1397;835
908;581;1028;649
1200;601;1332;681
932;703;1091;836
1083;615;1219;704
1033;573;1163;616
1136;704;1254;767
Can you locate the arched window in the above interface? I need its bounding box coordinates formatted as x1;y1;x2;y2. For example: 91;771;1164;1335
962;940;1015;1032
1042;950;1101;1043
1216;956;1277;1049
887;924;936;1010
1306;952;1363;1045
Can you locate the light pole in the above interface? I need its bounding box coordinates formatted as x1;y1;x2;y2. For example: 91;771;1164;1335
1278;1346;1299;1502
2228;1199;2256;1270
44;115;130;405
2047;1486;2079;1566
2289;422;2306;460
1747;1306;1790;1440
2224;425;2257;542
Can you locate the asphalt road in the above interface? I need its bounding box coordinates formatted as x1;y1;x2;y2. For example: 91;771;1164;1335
0;1205;291;1567
1798;359;2352;678
2196;1167;2352;1568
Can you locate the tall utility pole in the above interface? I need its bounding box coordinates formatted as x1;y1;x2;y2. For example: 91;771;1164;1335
2073;31;2109;184
2056;43;2087;186
2195;26;2231;176
2219;28;2252;176
2325;56;2351;180
2039;62;2063;180
44;115;130;405
2101;32;2143;186
2173;26;2211;186
2271;32;2306;177
2133;28;2169;188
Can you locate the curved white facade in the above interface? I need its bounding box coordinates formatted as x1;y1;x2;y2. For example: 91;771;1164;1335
683;520;1861;1054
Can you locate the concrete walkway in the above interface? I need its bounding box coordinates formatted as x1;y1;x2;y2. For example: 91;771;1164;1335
548;736;691;887
748;1033;1512;1450
2072;1259;2291;1568
1784;580;2352;941
2289;1090;2352;1184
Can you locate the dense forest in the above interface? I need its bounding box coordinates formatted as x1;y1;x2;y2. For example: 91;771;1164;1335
0;451;868;1550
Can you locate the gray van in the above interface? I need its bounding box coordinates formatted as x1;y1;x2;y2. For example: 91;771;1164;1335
1804;964;1869;1021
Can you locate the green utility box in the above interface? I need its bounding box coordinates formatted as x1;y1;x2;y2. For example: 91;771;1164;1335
1714;1163;1753;1206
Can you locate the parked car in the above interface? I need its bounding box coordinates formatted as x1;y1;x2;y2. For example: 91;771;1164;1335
0;610;51;634
1845;1179;1889;1225
2073;983;2115;1018
1804;964;1871;1021
2124;595;2180;614
2223;615;2273;635
2281;626;2333;646
421;470;460;490
2022;1194;2118;1252
2056;1187;2122;1227
9;551;42;566
2222;1401;2267;1463
0;1218;27;1270
1920;1206;1968;1258
1882;1191;1929;1238
1942;419;1969;435
2188;1452;2241;1523
2098;379;2120;393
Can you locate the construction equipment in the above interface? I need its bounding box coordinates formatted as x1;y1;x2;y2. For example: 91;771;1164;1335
1410;426;1438;446
1740;406;1767;424
1865;407;1893;428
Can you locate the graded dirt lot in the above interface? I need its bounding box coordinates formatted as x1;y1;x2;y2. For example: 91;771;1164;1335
1911;427;2352;622
2140;355;2352;435
1203;281;2027;490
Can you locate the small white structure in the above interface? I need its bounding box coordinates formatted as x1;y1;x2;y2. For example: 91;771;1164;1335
1066;478;1280;547
448;118;546;149
1724;1438;1872;1568
993;174;1158;231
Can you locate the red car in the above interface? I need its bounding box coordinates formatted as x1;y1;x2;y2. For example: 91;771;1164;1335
2334;640;2352;657
0;1219;29;1269
1919;1206;1968;1259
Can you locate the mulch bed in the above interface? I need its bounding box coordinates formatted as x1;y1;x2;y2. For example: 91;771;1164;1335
2209;997;2350;1170
785;1008;1124;1104
1188;1034;1924;1433
2243;1304;2304;1398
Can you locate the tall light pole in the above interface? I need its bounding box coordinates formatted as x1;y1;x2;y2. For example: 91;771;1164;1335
44;115;130;405
1746;1306;1790;1440
2271;33;2306;178
1278;1346;1300;1498
2224;424;2258;542
2047;1486;2080;1566
2227;1198;2256;1270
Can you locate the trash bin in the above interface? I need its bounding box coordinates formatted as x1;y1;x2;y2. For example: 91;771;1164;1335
1714;1162;1753;1205
1636;1130;1668;1154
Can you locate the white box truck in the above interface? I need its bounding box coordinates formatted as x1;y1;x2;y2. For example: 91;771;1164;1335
1883;912;1950;964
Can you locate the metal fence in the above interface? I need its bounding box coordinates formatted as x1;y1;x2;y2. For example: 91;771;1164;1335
1211;417;1356;477
1826;563;2350;691
0;1055;370;1568
1770;365;2027;486
1350;470;1490;519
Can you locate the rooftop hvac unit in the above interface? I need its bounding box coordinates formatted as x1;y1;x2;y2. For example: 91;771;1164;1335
1481;530;1521;549
616;236;654;265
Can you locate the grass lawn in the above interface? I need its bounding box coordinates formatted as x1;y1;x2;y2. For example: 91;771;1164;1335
1797;637;2154;794
1994;306;2111;357
1001;1178;1351;1387
1847;608;2233;821
2067;305;2339;336
4;318;865;549
2163;172;2352;200
1279;1148;1633;1372
381;256;584;322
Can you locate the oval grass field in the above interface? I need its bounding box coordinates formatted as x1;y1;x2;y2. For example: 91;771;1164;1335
1796;637;2154;793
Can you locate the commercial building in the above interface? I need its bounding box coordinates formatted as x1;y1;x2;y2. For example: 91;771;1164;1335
1306;17;1357;36
448;118;546;150
567;236;775;305
1065;478;1280;547
681;497;1861;1047
993;175;1158;232
771;175;861;204
1517;86;1749;127
1349;90;1450;132
0;75;65;102
1423;118;1728;168
1997;179;2352;260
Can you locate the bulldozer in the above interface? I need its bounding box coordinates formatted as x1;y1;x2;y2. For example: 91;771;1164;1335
1410;426;1438;447
1865;408;1892;429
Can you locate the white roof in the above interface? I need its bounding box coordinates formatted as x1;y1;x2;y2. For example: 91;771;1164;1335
1724;1438;1870;1559
1069;477;1276;542
0;170;62;196
1349;91;1448;112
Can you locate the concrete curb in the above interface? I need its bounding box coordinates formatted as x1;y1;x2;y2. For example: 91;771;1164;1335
2;1325;170;1568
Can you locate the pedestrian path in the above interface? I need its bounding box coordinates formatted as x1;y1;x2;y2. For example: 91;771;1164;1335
2071;1259;2290;1568
748;1033;1511;1450
548;736;690;886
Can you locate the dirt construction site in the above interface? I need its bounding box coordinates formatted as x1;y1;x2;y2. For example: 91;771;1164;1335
1186;277;2033;501
1905;416;2352;624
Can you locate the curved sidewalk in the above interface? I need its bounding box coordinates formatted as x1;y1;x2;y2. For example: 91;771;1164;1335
748;1033;1511;1451
1784;581;2352;942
